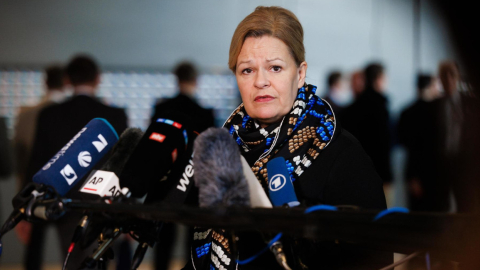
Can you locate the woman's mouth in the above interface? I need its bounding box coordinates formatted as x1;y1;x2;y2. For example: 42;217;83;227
254;95;275;102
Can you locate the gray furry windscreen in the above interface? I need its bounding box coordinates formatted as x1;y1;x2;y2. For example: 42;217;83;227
193;127;250;208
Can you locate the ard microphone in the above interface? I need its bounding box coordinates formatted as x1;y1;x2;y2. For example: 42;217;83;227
266;157;298;270
193;127;250;208
266;157;300;208
120;117;190;198
33;118;119;196
80;128;143;198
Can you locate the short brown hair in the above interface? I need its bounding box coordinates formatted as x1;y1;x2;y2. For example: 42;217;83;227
45;65;65;90
173;61;198;83
65;54;99;86
228;6;305;72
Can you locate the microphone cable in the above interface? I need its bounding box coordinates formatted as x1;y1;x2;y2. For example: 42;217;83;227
236;204;339;268
62;215;90;270
236;232;283;265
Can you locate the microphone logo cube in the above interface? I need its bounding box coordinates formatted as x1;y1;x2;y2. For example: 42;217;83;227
78;151;92;167
92;134;108;152
60;164;78;185
149;132;166;143
269;174;286;192
81;170;121;197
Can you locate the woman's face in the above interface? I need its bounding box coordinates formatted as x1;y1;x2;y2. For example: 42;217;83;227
235;36;307;128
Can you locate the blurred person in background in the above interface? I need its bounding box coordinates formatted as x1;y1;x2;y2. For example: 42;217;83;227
341;63;392;188
13;64;67;250
14;65;67;193
322;71;352;115
151;62;215;270
0;117;13;179
150;61;215;133
23;54;128;270
0;115;14;220
434;60;474;213
398;74;442;211
349;70;365;99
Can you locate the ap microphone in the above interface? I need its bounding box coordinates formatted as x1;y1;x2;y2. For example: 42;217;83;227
193;127;250;208
80;128;143;198
120;117;190;198
266;157;300;208
73;128;145;270
32;118;119;196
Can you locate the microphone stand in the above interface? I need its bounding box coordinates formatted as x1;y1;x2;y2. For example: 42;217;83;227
80;228;121;270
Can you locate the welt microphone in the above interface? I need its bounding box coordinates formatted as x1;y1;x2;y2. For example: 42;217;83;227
0;118;119;239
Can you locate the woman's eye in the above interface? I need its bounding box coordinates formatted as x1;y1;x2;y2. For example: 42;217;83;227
271;66;282;72
242;68;253;74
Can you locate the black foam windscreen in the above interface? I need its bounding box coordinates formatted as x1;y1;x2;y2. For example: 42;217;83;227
101;127;144;176
119;114;192;198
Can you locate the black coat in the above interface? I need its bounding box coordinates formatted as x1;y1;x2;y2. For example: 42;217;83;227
151;93;215;133
26;95;128;186
398;99;444;211
340;89;392;183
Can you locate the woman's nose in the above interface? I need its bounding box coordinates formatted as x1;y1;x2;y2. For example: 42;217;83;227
254;69;270;89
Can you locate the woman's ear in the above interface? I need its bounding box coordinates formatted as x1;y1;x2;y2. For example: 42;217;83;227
297;61;308;88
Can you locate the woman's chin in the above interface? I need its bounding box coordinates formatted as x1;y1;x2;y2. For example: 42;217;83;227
253;114;284;127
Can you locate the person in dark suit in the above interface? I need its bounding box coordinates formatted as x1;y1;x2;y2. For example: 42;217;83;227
150;62;215;133
341;63;392;186
398;74;441;211
24;55;128;270
434;60;475;213
151;62;215;270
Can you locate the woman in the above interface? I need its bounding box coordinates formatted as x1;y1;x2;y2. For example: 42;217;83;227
186;6;389;270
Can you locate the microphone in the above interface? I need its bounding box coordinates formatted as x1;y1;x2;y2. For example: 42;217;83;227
120;117;190;198
193;127;250;208
33;118;119;197
266;157;300;208
191;128;291;270
266;157;299;270
80;115;196;270
190;127;250;270
79;127;143;198
1;118;119;240
74;128;145;270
